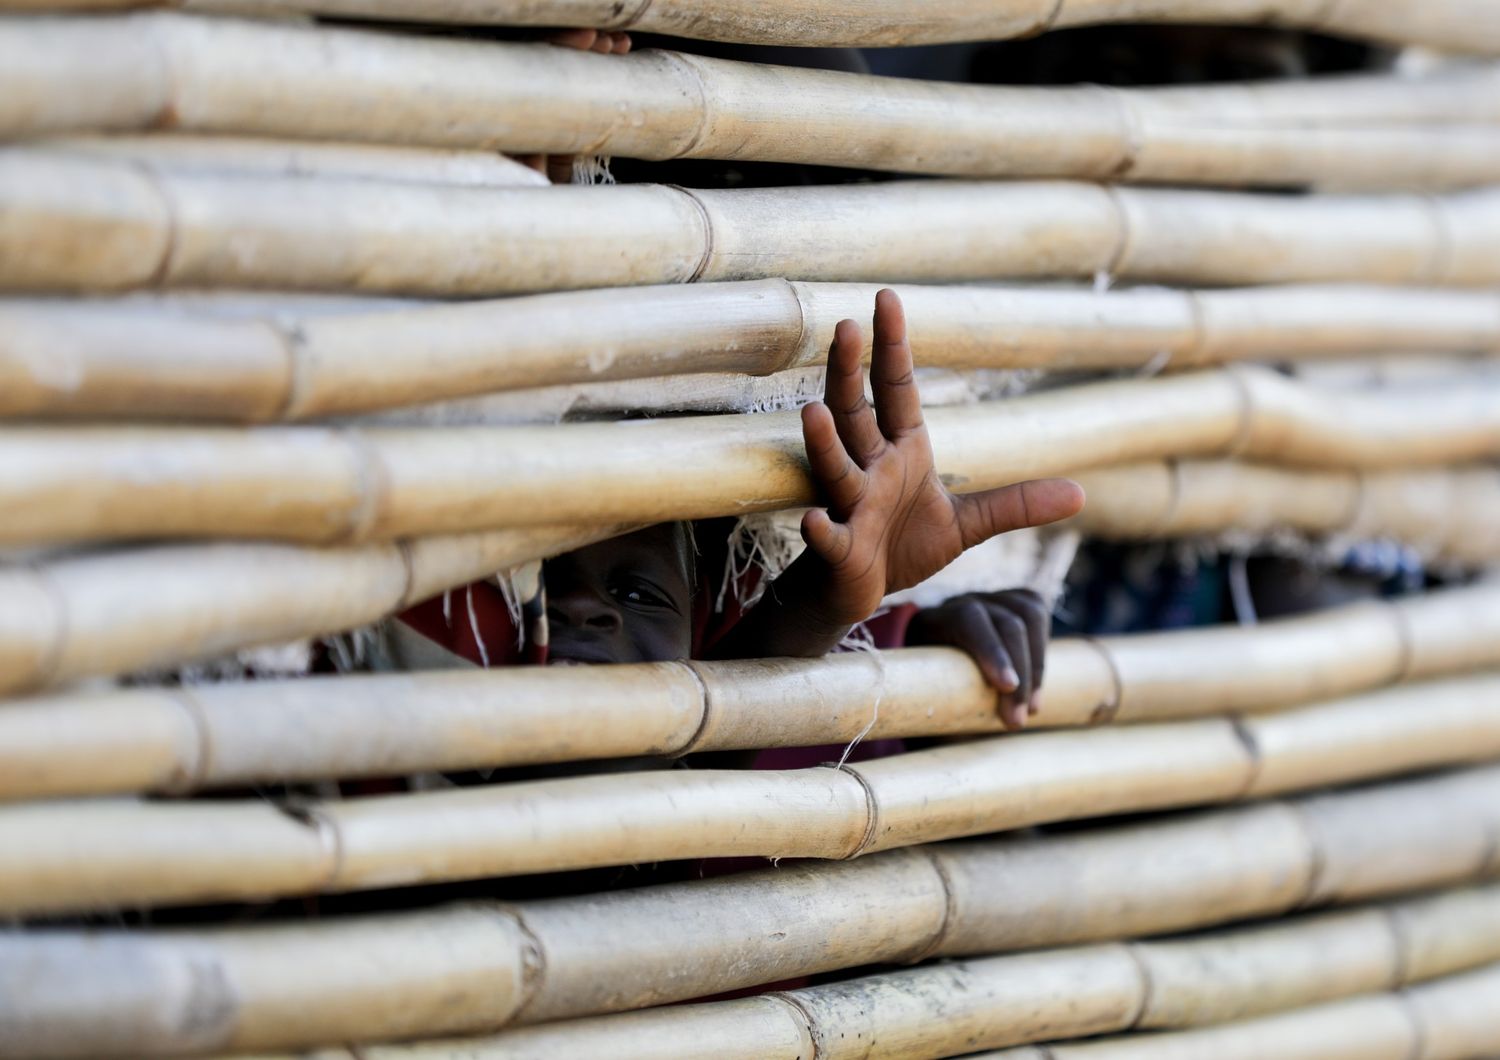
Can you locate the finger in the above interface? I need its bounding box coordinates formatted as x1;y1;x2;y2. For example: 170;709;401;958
611;31;633;53
801;507;854;568
824;318;885;467
545;155;576;184
869;289;923;440
589;33;613;53
950;599;1027;730
513;153;547;174
548;28;598;49
987;603;1034;714
997;589;1050;692
956;478;1086;549
801;401;868;516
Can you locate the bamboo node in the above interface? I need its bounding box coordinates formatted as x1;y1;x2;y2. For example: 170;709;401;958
903;849;960;964
1082;635;1124;725
1391;985;1431;1060
1092;85;1144;181
1119;940;1157;1030
762;991;818;1056
669;184;716;285
1384;596;1418;687
161;688;211;794
129;160;180;290
669;659;713;757
1228;714;1267;800
1219;365;1259;459
1384;905;1419;990
499;903;550;1025
276;800;344;892
337;429;390;544
834;764;882;861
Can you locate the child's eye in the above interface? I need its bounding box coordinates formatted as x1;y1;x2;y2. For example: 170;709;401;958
611;581;671;609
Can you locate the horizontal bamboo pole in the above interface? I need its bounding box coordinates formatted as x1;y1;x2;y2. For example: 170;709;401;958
3;0;1497;54
5;149;1500;296
3;473;1493;701
7;768;1500;1055
6;581;1496;799
6;18;1500;185
290;889;1500;1060
5;682;1500;913
983;961;1500;1060
42;134;548;187
5;367;1500;547
1071;461;1500;566
7;282;1500;421
0;523;618;697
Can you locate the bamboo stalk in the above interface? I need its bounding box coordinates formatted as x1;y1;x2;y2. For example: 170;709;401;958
5;769;1499;1056
41;134;548;187
288;890;1500;1060
979;960;1500;1059
2;1;1498;55
0;524;618;697
3;686;1499;914
6;282;1500;422
5;17;1500;185
4;576;1496;795
5;149;1499;296
3;367;1500;547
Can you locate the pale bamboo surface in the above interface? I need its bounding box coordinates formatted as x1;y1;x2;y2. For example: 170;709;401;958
5;150;1500;296
2;488;1492;702
0;523;619;697
6;582;1496;799
4;690;1499;914
3;0;1497;54
981;961;1500;1060
7;281;1500;421
3;368;1500;547
1071;462;1500;566
43;135;549;187
5;17;1500;186
6;768;1500;1055
249;889;1500;1060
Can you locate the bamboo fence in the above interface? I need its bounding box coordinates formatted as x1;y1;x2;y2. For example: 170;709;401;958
5;150;1500;295
1;474;1492;698
983;961;1500;1060
4;684;1499;914
7;281;1500;421
6;17;1500;185
242;891;1500;1060
2;368;1499;547
41;135;550;187
5;768;1498;1055
1;0;1497;53
3;581;1497;797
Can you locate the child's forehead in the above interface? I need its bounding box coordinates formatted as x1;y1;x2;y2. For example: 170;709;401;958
572;524;694;584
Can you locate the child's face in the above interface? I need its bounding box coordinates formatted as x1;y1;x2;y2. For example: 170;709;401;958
543;524;694;665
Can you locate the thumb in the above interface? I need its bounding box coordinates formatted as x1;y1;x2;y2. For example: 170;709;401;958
956;478;1086;548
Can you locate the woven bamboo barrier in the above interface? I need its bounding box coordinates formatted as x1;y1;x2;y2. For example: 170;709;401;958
4;581;1497;798
6;769;1499;1055
42;135;550;187
3;368;1499;547
1071;461;1500;565
0;524;617;697
263;889;1500;1060
3;478;1491;700
6;149;1500;296
4;0;1496;54
5;17;1500;186
4;681;1500;914
8;282;1500;421
983;961;1500;1060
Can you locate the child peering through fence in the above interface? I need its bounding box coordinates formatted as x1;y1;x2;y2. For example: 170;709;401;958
362;290;1086;739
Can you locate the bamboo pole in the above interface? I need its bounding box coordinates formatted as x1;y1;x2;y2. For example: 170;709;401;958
5;769;1499;1055
6;282;1500;422
277;890;1500;1060
3;580;1494;797
5;150;1500;296
3;368;1500;547
1;485;1487;701
3;687;1499;914
5;17;1500;185
980;961;1500;1059
38;133;547;188
0;524;618;697
1;1;1497;55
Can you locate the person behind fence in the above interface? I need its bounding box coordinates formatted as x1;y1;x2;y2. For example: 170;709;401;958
382;290;1085;731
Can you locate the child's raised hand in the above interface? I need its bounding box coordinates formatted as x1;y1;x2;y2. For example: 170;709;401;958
905;589;1053;730
799;289;1085;626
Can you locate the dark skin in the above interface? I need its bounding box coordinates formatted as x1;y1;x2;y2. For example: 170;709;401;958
709;290;1085;725
547;292;1085;729
545;522;694;666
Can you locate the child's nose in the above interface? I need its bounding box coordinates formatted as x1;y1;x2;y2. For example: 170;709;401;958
546;588;622;632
